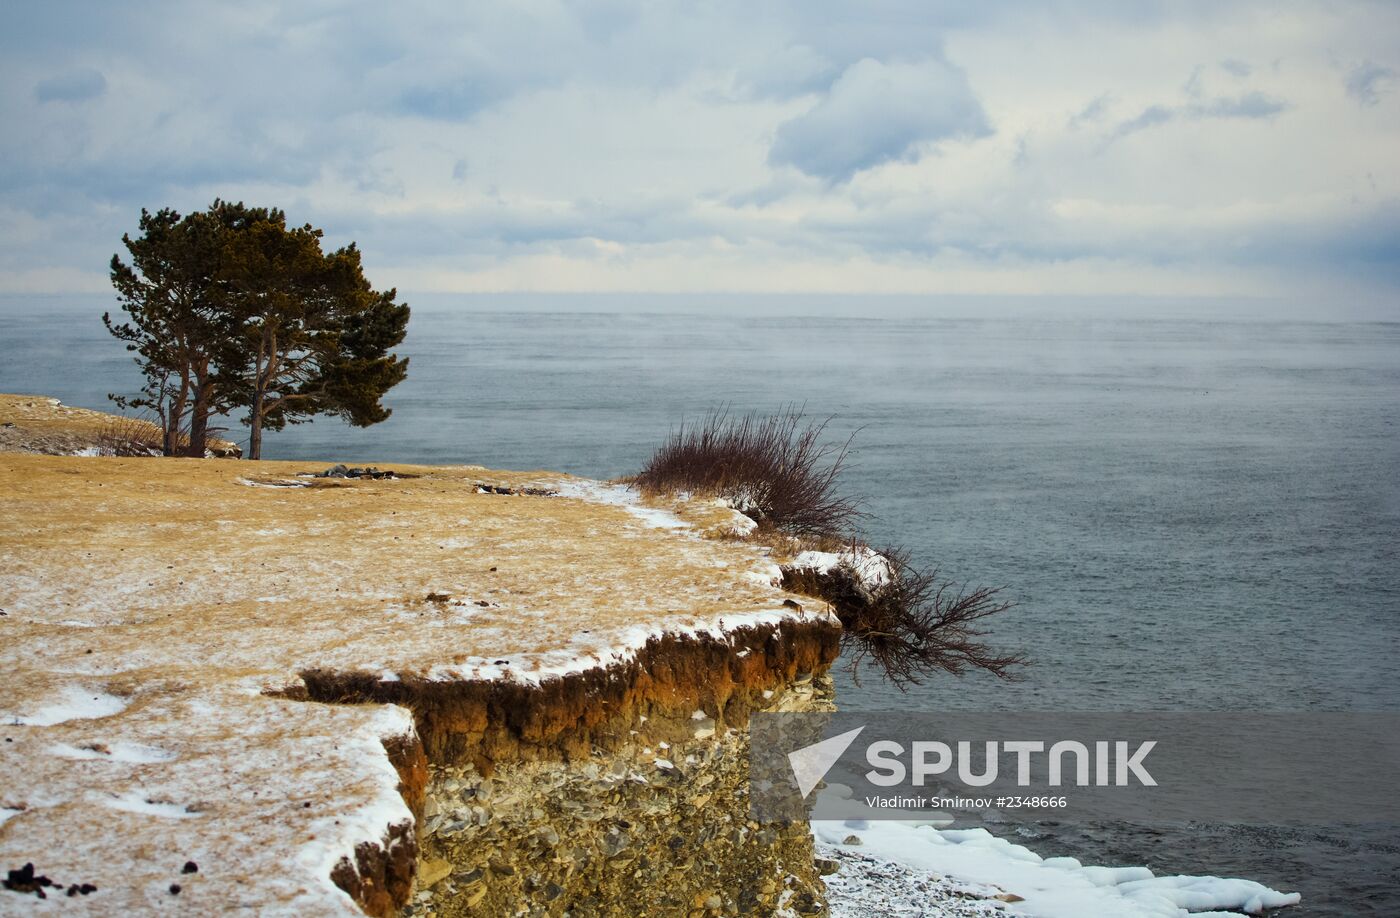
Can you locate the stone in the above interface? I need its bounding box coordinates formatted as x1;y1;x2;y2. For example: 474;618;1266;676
602;830;630;856
842;834;863;846
418;859;453;888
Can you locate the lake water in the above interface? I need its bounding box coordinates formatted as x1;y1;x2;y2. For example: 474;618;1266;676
3;299;1398;914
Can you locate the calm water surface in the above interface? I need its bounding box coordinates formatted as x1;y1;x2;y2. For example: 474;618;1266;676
3;302;1398;914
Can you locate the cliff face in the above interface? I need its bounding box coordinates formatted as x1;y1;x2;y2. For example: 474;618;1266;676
0;434;841;916
415;670;836;917
305;626;839;917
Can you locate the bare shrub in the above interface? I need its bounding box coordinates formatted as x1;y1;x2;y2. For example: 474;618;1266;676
631;407;861;538
94;414;171;457
784;545;1024;689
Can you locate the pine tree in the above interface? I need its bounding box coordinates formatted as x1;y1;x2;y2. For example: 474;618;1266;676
105;207;233;456
106;202;409;460
220;210;409;460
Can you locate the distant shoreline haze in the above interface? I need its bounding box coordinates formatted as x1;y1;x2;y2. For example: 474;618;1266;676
1;292;1397;322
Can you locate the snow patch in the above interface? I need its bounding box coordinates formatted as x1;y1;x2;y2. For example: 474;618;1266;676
236;477;311;489
100;790;203;820
554;479;687;529
710;499;759;535
296;704;419;893
821;842;1006;916
2;685;127;726
744;562;784;588
790;547;894;592
814;821;1301;917
49;741;177;763
423;601;819;686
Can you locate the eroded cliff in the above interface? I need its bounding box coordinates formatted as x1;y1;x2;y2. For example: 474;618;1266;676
0;438;841;916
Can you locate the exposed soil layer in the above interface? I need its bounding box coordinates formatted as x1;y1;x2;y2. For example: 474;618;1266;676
293;619;839;772
331;818;421;918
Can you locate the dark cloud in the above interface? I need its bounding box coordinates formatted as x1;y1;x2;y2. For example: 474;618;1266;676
397;83;503;121
1346;60;1395;106
1115;90;1287;138
33;68;106;103
1068;94;1114;129
1115;104;1177;137
768;57;990;182
1194;90;1289;119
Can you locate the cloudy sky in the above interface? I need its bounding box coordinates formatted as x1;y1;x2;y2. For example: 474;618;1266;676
2;1;1397;304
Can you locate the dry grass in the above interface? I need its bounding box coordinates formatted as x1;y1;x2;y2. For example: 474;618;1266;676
631;407;861;538
0;394;120;437
93;413;168;456
0;450;838;913
0;453;818;685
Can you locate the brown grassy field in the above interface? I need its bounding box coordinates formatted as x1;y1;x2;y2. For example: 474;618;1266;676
0;443;825;914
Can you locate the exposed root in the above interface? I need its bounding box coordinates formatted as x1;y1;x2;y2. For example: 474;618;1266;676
782;546;1023;689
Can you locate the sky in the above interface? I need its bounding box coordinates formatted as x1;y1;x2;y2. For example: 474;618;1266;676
1;1;1398;306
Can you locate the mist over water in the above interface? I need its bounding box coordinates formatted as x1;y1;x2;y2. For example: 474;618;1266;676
3;301;1398;913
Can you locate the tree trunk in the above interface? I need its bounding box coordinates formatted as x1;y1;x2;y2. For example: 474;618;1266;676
248;386;263;460
187;388;209;457
165;387;189;457
186;358;212;458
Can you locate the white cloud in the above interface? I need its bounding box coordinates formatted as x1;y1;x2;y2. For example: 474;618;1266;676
0;0;1397;303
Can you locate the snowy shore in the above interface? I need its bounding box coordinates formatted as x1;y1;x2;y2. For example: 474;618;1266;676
815;820;1300;918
